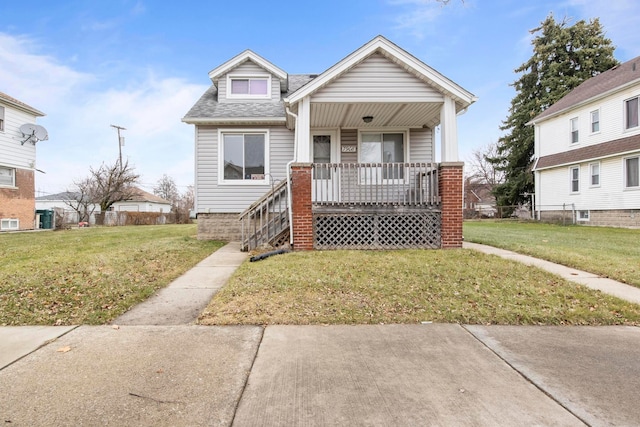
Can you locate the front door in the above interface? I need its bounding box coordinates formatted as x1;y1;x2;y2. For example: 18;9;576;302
312;130;339;203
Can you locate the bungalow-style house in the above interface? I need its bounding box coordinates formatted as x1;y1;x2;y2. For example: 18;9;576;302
113;187;172;213
183;36;477;250
531;56;640;227
0;91;46;231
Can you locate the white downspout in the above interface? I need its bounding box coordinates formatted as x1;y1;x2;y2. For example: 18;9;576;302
285;107;299;245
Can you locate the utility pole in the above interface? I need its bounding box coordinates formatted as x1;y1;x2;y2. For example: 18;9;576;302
110;124;126;168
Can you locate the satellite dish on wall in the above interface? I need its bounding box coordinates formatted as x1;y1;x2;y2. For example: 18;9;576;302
19;123;49;145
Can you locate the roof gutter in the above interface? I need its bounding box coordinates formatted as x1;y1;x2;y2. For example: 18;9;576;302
285;107;299;246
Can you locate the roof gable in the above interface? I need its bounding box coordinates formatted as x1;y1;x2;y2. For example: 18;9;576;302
285;35;477;110
531;56;640;124
208;50;288;91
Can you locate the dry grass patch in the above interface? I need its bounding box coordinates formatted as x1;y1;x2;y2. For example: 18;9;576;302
0;225;223;325
199;249;640;326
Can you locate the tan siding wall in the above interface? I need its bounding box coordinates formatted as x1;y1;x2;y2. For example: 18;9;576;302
311;53;443;103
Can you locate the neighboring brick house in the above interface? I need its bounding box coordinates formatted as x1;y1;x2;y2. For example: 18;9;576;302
0;92;45;231
530;56;640;227
183;36;476;250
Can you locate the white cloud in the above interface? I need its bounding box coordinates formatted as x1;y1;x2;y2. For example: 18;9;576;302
0;32;207;195
388;0;469;39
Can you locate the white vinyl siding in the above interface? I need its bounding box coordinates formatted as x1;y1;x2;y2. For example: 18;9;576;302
311;53;443;103
195;126;294;213
0;103;38;169
537;156;640;212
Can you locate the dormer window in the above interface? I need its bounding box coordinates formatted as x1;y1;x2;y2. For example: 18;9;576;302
228;76;270;98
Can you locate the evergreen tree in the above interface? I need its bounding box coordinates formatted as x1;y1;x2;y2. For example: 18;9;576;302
491;15;617;210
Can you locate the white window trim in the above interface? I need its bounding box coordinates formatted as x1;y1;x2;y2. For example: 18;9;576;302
589;162;601;188
0;166;16;188
0;218;19;231
218;129;270;186
623;155;640;190
226;74;271;99
357;129;410;183
0;105;5;132
624;96;639;131
590;109;600;134
569;165;580;194
570;117;579;144
577;210;590;222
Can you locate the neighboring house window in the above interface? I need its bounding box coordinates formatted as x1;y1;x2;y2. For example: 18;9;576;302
570;166;580;193
570;117;579;143
589;162;600;187
360;132;405;179
220;131;268;183
626;96;639;130
577;211;590;221
0;166;15;187
0;218;19;230
228;76;270;98
625;156;639;188
0;106;4;131
590;110;600;133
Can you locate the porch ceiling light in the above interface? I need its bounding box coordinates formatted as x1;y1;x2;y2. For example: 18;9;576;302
362;116;374;123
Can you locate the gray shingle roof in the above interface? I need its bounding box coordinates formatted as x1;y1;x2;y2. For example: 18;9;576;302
183;74;317;122
532;56;640;123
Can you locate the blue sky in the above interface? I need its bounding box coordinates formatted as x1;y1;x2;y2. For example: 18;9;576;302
1;0;639;196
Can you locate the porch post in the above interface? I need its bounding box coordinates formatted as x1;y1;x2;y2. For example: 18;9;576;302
295;96;312;162
290;163;314;251
440;96;459;162
439;162;464;248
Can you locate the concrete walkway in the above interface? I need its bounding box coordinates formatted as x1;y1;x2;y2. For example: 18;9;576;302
2;241;640;426
464;241;640;304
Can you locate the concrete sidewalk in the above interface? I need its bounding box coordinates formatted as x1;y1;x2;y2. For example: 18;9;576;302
2;241;640;425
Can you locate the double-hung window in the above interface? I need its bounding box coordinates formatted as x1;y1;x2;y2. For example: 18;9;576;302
570;166;580;193
589;162;600;187
228;76;270;98
590;110;600;133
220;131;268;183
626;97;639;130
0;106;4;131
625;156;639;189
360;132;405;180
570;117;579;144
0;166;15;187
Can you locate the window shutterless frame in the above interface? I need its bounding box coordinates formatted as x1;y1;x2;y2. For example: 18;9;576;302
0;166;15;187
569;165;580;193
570;117;579;144
624;156;639;189
625;96;639;130
226;75;271;99
590;109;600;133
218;129;270;185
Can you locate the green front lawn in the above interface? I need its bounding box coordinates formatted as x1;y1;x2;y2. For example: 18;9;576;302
199;249;640;326
0;225;223;325
464;221;640;287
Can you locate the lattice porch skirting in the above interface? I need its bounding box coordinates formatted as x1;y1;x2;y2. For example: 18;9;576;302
313;206;442;250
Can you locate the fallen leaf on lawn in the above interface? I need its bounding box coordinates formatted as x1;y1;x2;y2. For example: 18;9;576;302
56;346;72;353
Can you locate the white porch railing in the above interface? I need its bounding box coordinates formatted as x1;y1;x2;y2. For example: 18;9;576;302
311;162;440;206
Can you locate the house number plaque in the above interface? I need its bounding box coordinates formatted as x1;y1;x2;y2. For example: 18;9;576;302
341;145;357;153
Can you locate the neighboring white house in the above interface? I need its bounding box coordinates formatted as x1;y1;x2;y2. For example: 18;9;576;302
530;56;640;227
183;35;476;250
113;187;172;213
36;187;171;226
0;91;46;231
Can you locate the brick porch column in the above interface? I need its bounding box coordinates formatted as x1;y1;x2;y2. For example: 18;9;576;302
290;163;314;251
439;162;464;249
